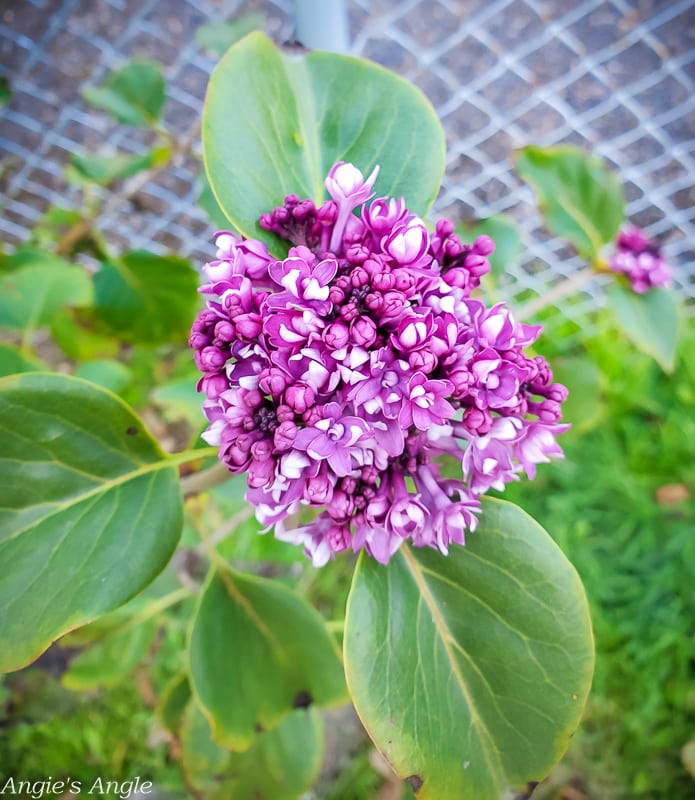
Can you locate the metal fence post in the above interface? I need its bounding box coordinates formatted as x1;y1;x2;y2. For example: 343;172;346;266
293;0;350;53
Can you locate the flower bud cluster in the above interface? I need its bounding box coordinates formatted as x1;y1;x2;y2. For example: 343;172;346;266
608;227;671;293
191;162;568;565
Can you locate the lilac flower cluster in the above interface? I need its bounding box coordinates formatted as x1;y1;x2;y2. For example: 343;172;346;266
190;162;568;565
608;227;671;294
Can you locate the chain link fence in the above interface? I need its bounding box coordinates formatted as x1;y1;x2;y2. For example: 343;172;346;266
1;0;693;329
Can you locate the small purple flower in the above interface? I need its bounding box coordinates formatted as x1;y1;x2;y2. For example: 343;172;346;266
608;226;672;293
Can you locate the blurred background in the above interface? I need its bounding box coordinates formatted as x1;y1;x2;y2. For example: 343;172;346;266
1;1;694;799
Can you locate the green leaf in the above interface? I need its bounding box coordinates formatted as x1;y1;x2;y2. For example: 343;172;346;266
61;618;157;690
75;359;132;395
459;215;521;281
151;374;206;427
0;345;44;377
158;673;191;735
0;247;74;273
0;373;184;673
189;564;347;750
344;498;594;800
94;250;199;344
198;171;234;229
82;60;166;127
203;31;445;254
195;14;264;57
51;310;121;360
552;357;603;434
227;708;323;800
515;145;624;259
0;75;11;107
0;262;93;338
181;701;232;791
181;700;324;799
70;147;170;186
607;284;680;373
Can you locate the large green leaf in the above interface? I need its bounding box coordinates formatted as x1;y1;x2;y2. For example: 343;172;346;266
0;262;93;335
203;32;445;253
181;700;323;799
606;284;680;373
94;250;199;344
82;60;166;127
344;498;594;800
515;145;624;260
0;373;184;673
188;564;347;750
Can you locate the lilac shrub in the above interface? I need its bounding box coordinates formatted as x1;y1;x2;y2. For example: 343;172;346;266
190;162;568;565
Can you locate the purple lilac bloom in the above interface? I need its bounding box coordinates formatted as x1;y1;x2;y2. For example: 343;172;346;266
608;226;672;294
191;163;569;565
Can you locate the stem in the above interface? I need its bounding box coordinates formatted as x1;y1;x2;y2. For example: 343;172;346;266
179;460;231;495
55;120;201;257
167;446;218;468
516;266;597;321
326;620;345;633
112;586;193;635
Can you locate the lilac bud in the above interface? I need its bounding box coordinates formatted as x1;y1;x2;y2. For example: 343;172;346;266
339;303;359;322
275;404;295;423
371;271;395;291
285;384;315;414
350;266;370;287
259;367;289;397
213;320;235;343
198;346;227;372
463;253;490;277
329;286;345;304
443;267;470;289
274;420;298;451
435;219;455;238
392;314;434;352
380;291;406;320
363;196;408;237
247;457;276;488
234;312;262;339
327;489;354;520
462;407;492;434
449;369;474;398
251;439;273;462
302;405;324;426
350;316;377;348
325;162;380;206
384;218;430;267
323;322;350;350
392;268;416;294
199;373;228;399
346;244;369;264
364;292;383;312
409;349;438;373
472;235;495;256
189;331;211;350
340;476;358;494
317;200;338;224
304;473;334;505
